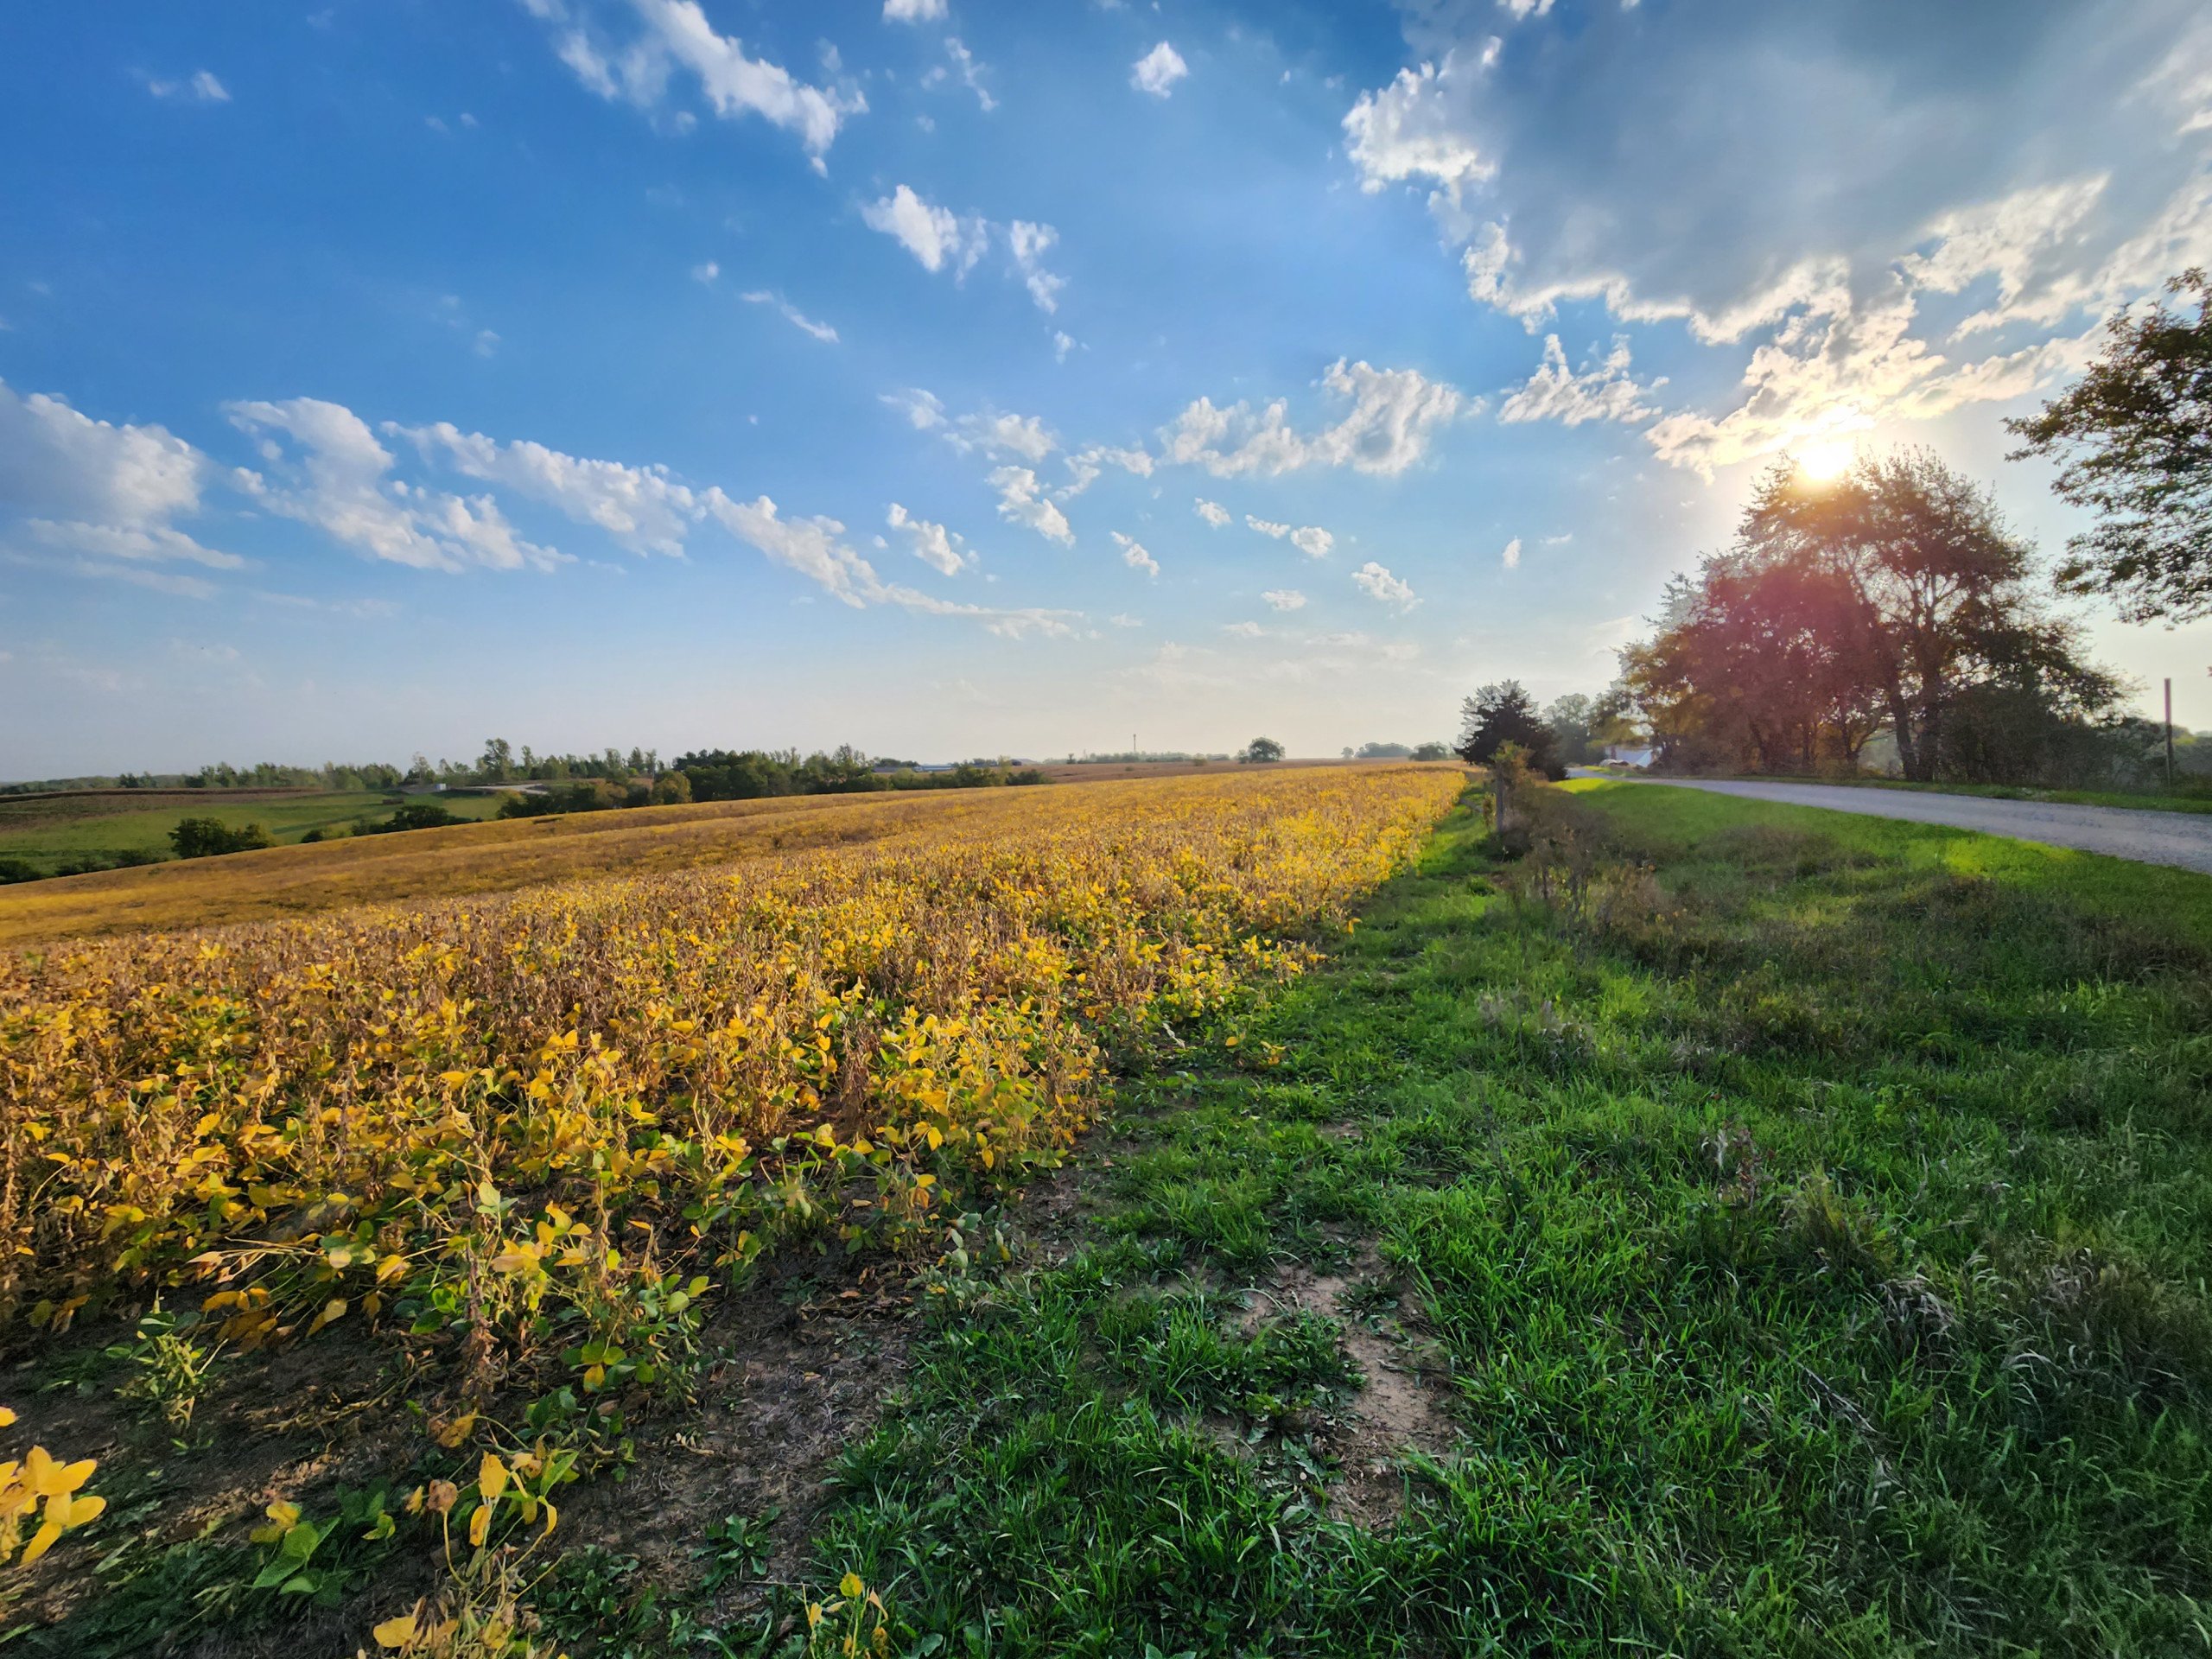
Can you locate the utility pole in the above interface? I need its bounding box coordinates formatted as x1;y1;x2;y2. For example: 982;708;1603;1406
2166;678;2177;785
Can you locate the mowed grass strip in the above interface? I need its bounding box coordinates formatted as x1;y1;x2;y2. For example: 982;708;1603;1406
784;783;2212;1658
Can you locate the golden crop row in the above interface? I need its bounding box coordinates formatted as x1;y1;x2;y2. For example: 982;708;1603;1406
0;766;1463;1400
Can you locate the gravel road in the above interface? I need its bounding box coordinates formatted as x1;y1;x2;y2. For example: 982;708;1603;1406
1579;774;2212;877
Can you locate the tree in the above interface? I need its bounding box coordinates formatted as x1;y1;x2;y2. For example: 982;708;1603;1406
1744;449;2100;782
650;771;692;805
169;818;274;858
1455;681;1562;778
1541;696;1605;766
478;738;516;782
1409;741;1452;761
1240;737;1285;764
1624;449;2123;784
359;801;465;834
2008;269;2212;621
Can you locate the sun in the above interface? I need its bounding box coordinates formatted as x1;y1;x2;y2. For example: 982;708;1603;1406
1796;439;1856;483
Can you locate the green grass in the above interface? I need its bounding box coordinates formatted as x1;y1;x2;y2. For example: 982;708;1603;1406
758;782;2212;1657
0;789;511;874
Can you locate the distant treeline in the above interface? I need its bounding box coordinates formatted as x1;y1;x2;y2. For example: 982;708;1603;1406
0;744;670;796
1338;741;1453;761
1;740;1048;798
672;747;1046;801
1060;751;1230;765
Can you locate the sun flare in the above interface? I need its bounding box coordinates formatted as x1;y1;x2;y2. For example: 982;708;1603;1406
1796;439;1856;482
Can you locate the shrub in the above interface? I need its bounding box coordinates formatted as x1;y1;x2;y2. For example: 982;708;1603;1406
169;818;275;858
356;801;466;835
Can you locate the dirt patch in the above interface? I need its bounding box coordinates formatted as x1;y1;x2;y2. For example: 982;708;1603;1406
0;1248;918;1654
558;1259;916;1620
1239;1249;1456;1526
1018;1146;1129;1263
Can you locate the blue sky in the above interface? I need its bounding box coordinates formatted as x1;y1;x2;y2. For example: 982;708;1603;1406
3;0;2211;776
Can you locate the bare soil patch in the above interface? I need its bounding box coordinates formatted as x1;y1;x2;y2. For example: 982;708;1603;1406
1239;1249;1456;1526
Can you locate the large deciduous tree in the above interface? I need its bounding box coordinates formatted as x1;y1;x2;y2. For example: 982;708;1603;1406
2008;269;2212;622
1624;450;2120;784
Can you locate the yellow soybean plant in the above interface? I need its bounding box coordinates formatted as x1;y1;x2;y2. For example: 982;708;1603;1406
0;766;1461;1394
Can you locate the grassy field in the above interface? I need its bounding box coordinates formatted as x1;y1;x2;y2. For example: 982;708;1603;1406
0;789;511;877
5;773;2209;1656
771;781;2212;1656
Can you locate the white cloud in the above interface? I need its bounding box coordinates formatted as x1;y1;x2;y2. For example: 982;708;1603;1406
1497;334;1662;426
887;501;972;575
1109;613;1142;628
1633;279;2107;477
146;70;232;104
1054;331;1077;362
944;37;995;111
1345;2;2212;475
1222;620;1264;639
951;410;1058;462
1351;560;1417;607
989;467;1074;544
1901;175;2110;329
1262;588;1307;611
702;492;880;605
1344;59;1496;198
410;416;1074;630
885;586;1081;639
1162;359;1469;477
0;378;243;588
691;261;720;283
707;498;1079;635
882;0;947;20
740;289;840;341
0;379;208;531
883;387;947;430
1061;443;1152;496
864;191;1065;308
862;184;988;275
24;519;242;570
1131;41;1189;99
524;0;861;168
1501;537;1522;569
1245;517;1333;558
394;420;698;555
1007;219;1065;313
232;399;565;573
1110;531;1159;576
1193;498;1230;527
